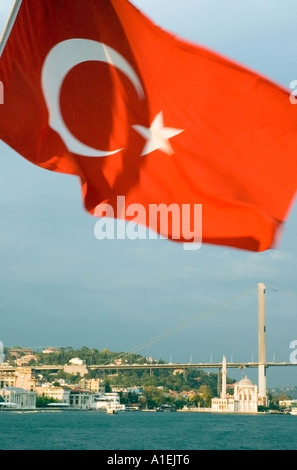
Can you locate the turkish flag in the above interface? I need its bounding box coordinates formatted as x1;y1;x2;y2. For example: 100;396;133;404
0;0;297;251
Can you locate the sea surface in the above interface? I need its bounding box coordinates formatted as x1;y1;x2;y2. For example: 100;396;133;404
0;410;296;450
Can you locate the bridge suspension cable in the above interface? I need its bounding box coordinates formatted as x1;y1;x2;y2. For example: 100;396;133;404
266;285;297;299
106;285;256;365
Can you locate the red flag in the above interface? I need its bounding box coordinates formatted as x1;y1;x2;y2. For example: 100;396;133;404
0;0;297;251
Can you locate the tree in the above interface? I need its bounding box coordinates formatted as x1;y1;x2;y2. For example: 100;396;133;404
189;392;202;407
36;396;59;408
105;380;112;393
198;385;213;407
278;393;291;401
173;398;188;409
127;392;139;404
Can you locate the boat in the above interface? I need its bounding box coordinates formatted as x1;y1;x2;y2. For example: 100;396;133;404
124;405;139;412
107;408;118;414
156;404;176;412
290;408;297;415
0;402;18;410
106;403;119;414
46;403;71;410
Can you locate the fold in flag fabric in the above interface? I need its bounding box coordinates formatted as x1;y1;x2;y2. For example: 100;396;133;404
0;0;297;251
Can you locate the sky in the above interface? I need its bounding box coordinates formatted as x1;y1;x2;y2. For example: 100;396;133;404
0;0;297;387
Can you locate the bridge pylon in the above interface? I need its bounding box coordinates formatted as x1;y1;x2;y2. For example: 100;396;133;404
258;282;267;403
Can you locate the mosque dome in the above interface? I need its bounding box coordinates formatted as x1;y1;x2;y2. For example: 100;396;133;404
238;376;254;386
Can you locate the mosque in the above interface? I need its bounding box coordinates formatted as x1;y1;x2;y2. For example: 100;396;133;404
211;283;268;414
211;356;259;413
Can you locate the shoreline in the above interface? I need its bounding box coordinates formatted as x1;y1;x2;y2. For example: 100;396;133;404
0;407;292;415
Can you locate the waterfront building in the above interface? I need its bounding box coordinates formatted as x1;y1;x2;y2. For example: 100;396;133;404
279;399;297;407
0;367;37;392
79;378;105;393
36;385;71;404
0;387;36;409
15;368;37;391
211;395;236;412
0;371;15;389
36;385;102;409
211;356;258;413
69;388;93;409
234;377;258;413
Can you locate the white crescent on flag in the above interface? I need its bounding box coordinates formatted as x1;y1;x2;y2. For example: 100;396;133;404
41;38;145;157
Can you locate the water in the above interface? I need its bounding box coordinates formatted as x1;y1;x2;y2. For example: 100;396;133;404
0;410;297;450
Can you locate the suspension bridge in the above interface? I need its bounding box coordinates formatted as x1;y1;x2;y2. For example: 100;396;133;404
1;282;297;399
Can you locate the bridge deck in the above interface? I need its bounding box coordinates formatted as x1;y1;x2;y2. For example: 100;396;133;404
0;362;296;373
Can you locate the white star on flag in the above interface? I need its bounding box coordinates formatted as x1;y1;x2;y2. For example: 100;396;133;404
132;111;184;156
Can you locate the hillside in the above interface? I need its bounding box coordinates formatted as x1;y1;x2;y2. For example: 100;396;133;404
5;345;235;398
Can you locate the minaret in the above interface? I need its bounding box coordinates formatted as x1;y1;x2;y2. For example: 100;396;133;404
258;283;267;399
221;355;227;399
